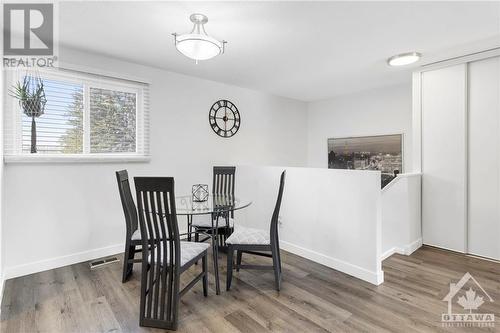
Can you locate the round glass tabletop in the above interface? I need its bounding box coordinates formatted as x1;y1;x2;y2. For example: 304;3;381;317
175;194;252;215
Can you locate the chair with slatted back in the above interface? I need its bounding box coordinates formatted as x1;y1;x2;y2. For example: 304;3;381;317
135;177;209;330
116;170;143;283
188;166;236;244
226;170;286;291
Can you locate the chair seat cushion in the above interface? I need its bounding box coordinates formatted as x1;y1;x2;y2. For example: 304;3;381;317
149;241;210;267
191;214;235;228
131;229;141;240
226;226;270;245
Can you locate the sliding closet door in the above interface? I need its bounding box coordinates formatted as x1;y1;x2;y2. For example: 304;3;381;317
421;64;467;252
468;56;500;260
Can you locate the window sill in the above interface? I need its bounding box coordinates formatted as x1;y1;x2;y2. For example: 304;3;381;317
4;154;151;164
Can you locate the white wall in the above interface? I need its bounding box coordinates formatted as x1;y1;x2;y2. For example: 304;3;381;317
381;174;422;260
236;165;383;285
2;47;308;278
307;84;412;172
1;50;416;281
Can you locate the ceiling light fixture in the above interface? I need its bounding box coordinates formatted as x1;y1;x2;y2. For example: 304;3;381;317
387;52;422;66
172;14;226;63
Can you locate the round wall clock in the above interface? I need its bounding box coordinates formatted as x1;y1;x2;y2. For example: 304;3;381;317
209;99;241;138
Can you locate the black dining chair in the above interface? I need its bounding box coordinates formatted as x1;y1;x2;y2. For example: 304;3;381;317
116;170;142;283
135;177;209;331
226;170;286;291
189;166;236;245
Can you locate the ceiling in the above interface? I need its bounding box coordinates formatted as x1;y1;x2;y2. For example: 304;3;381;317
60;1;500;102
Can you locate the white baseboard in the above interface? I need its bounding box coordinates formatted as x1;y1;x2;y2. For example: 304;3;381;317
3;243;124;281
280;240;384;285
380;247;400;261
403;238;423;255
381;238;423;261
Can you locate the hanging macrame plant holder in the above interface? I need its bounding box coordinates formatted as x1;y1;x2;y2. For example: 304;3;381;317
11;73;47;153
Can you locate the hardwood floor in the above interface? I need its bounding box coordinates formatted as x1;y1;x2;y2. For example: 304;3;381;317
2;246;500;332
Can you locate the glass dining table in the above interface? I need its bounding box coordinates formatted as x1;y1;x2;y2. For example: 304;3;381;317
175;194;252;294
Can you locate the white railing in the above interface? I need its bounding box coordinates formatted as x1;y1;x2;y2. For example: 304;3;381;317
381;173;422;260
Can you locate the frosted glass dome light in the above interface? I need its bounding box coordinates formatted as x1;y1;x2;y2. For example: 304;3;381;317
387;52;421;66
173;14;226;63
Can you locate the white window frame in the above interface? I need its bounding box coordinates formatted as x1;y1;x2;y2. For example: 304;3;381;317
4;67;150;163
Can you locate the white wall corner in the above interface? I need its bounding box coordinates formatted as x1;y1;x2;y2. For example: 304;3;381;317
380;238;423;261
411;71;422;173
376;190;383;277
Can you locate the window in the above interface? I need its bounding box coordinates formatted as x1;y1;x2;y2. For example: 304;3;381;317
22;78;84;154
89;88;137;153
5;68;149;162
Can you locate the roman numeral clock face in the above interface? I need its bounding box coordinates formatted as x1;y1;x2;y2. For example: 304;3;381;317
209;100;241;138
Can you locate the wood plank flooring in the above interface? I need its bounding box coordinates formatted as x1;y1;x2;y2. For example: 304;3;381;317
2;246;500;332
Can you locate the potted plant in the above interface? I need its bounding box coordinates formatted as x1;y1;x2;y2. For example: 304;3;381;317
9;75;47;153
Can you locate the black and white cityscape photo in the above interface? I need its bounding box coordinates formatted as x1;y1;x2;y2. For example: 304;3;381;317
328;134;403;187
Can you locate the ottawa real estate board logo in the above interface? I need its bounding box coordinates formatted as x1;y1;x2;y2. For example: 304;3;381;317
442;272;494;328
3;3;58;68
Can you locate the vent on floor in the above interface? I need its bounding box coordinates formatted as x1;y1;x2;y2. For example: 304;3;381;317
89;257;120;270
